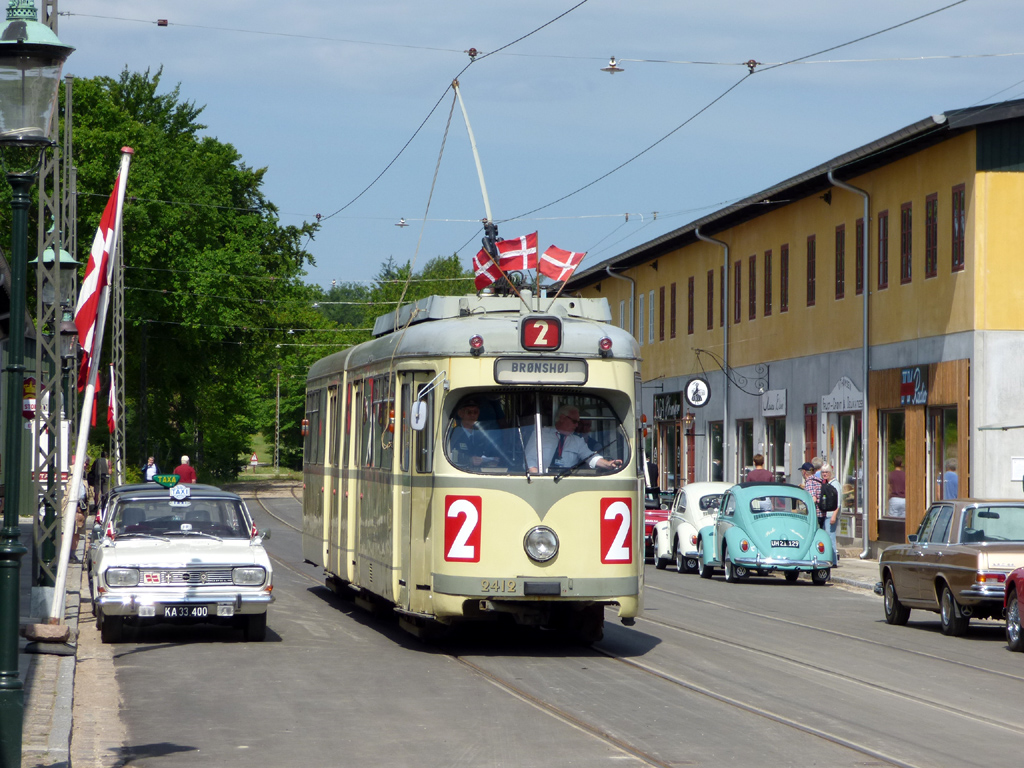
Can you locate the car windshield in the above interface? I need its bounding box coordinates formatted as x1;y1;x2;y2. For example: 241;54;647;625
698;494;723;511
960;506;1024;543
112;498;251;538
444;389;630;477
750;495;810;516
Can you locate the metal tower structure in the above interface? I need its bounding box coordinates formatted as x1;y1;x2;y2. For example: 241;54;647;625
31;0;72;587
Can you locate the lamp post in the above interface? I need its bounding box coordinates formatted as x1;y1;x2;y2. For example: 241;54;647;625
0;1;72;762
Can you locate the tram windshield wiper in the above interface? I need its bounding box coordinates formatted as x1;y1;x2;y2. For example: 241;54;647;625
553;437;621;483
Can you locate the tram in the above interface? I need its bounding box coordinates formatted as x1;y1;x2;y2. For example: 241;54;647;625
301;289;643;641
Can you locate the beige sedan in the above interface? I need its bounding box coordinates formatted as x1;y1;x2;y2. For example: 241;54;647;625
877;500;1024;636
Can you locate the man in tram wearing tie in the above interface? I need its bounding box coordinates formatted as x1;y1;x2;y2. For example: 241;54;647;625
526;404;623;474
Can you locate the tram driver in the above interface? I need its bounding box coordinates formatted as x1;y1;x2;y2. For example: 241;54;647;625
448;397;502;469
525;405;623;474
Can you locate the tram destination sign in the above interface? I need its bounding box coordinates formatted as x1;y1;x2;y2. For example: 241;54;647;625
494;357;588;385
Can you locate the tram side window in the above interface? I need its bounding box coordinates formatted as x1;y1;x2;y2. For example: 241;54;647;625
304;389;324;465
359;375;395;469
415;383;434;474
443;389;631;476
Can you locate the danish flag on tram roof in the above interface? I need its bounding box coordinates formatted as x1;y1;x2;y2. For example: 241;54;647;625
496;232;538;271
473;248;502;290
538;245;586;283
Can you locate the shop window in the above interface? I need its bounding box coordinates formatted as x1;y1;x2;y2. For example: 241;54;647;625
766;416;786;481
929;406;959;502
803;404;818;462
737;419;754;479
881;410;907;519
710;421;724;481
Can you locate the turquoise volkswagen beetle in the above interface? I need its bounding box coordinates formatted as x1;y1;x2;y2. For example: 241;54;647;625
696;482;833;584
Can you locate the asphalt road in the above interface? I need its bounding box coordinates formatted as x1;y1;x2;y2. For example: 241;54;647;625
78;487;1024;768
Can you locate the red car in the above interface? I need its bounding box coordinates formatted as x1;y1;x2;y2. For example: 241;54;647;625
644;492;670;559
1005;566;1024;652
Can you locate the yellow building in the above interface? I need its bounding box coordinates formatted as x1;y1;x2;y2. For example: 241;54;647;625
567;100;1024;551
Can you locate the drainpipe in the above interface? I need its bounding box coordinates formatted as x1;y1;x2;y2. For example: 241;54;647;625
605;266;636;337
695;228;729;480
828;170;871;560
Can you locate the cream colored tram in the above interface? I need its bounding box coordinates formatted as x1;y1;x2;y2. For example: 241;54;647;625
302;290;643;641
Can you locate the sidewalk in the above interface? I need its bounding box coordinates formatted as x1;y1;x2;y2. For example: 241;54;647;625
18;516;81;768
831;546;881;591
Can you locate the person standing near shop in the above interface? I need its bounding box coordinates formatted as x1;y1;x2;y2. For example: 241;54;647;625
820;463;842;565
800;462;824;528
174;455;198;484
887;456;906;518
747;454;774;483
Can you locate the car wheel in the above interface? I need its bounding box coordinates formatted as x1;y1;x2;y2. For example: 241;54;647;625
99;612;123;644
784;570;800;583
685;557;699;573
244;612;268;642
883;576;911;625
724;557;734;582
940;584;970;636
1007;593;1023;652
811;568;830;585
697;539;713;579
674;545;687;574
652;533;668;569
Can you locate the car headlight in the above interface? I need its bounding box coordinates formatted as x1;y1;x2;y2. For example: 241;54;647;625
232;567;267;586
524;526;558;563
105;568;139;587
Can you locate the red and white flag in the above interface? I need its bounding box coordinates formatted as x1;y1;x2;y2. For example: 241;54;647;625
473;248;502;290
496;232;538;271
74;171;128;390
107;364;117;433
539;245;586;282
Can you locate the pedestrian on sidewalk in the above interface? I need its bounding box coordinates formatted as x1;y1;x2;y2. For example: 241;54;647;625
747;454;774;483
820;463;841;566
800;462;823;528
174;455;197;484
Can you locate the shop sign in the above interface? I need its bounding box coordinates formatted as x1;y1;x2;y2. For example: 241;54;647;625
822;376;864;413
654;392;681;421
900;366;928;406
760;389;786;417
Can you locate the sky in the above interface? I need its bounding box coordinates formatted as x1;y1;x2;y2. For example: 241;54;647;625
57;0;1024;289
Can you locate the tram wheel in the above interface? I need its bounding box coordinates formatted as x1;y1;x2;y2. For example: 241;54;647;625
575;605;605;645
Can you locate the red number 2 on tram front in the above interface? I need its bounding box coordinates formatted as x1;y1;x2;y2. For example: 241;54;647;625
445;495;482;562
600;497;633;563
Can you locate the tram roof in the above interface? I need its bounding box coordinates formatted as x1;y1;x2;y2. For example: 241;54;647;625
371;292;612;337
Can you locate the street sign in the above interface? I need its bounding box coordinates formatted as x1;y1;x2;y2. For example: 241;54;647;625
250;453;258;466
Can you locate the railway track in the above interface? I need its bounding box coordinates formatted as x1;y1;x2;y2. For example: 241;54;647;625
251;487;1016;768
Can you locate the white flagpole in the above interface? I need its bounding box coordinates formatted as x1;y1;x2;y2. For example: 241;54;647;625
49;147;134;623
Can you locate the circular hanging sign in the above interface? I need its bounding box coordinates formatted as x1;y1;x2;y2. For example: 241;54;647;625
684;377;710;408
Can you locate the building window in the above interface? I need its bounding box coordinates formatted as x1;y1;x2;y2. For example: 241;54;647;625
687;276;694;335
855;218;864;295
952;183;965;272
806;235;816;307
670;283;677;339
900;202;912;284
649;290;655;345
706;270;714;331
659;286;665;341
764;249;772;317
878;210;889;289
780;244;789;312
835;224;845;300
925;193;938;278
748;255;756;320
720;266;725;327
733;260;741;324
637;292;644;345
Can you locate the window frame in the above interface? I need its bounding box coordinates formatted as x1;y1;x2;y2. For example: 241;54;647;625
951;184;965;272
900;201;912;285
806;234;816;307
780;244;789;313
925;193;938;279
763;249;772;317
878;210;889;289
835;224;845;300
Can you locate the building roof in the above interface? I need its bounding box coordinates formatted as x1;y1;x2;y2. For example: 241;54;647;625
565;98;1024;291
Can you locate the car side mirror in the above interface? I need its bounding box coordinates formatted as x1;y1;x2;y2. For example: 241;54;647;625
411;401;428;431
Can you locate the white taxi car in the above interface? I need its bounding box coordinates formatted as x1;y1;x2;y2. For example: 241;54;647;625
90;481;274;642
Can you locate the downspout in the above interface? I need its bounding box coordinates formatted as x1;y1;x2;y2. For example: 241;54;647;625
695;228;729;480
828;170;871;560
605;266;635;337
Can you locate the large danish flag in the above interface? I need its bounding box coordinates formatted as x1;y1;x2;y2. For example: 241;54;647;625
473;248;502;290
538;245;586;282
496;232;538;271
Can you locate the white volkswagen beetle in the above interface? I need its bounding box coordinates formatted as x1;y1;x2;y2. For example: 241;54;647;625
90;482;274;643
652;482;732;572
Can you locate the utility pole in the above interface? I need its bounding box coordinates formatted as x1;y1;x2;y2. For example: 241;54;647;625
274;366;280;472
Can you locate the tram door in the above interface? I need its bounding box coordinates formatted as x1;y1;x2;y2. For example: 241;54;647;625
329;380;357;584
400;371;436;616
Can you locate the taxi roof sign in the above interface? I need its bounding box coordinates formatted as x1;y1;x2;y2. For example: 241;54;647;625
153;474;180;488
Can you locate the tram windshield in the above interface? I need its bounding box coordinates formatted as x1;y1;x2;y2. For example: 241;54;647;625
444;390;630;476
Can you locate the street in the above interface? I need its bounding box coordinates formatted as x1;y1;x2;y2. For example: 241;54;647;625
71;485;1024;768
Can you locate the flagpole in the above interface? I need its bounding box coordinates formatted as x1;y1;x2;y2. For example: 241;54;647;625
48;147;133;623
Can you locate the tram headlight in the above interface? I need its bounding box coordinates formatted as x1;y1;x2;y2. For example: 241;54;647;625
524;526;559;563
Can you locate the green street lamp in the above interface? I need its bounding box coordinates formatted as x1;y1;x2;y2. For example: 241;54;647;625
0;1;72;764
